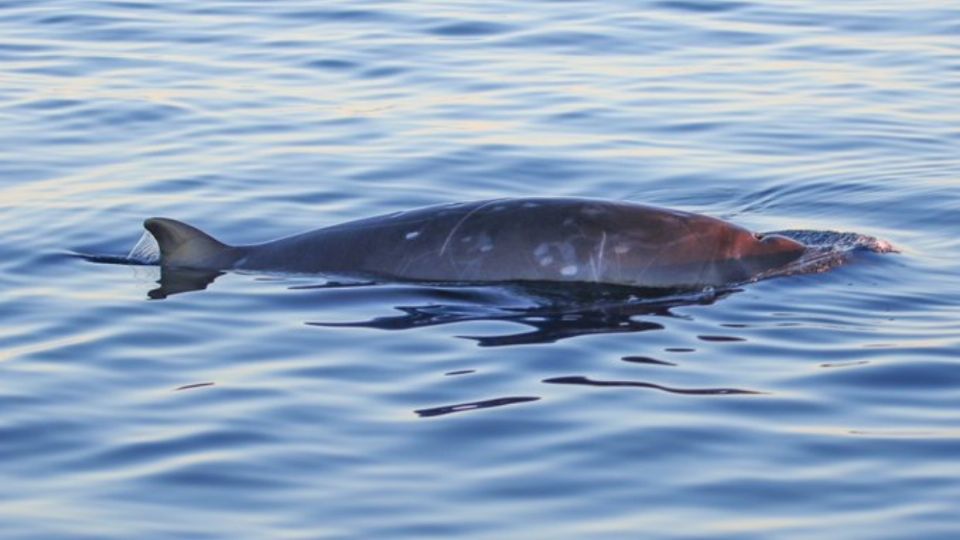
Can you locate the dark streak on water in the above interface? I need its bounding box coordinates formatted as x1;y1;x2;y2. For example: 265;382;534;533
444;369;476;377
621;355;677;367
415;396;542;418
543;376;762;396
697;335;747;342
175;382;216;391
1;0;959;538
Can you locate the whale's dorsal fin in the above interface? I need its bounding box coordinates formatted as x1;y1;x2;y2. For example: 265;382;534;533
144;217;238;270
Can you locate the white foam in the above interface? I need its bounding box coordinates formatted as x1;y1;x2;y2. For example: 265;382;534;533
756;230;898;281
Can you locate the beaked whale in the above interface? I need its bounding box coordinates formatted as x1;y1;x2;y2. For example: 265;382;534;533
144;198;807;290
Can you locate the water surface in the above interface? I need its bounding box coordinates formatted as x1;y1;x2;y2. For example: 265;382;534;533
1;0;959;538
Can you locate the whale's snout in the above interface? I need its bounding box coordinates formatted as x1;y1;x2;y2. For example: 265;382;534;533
742;233;807;273
760;233;806;255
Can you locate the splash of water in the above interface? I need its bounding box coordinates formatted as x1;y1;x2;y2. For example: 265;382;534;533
126;231;160;264
759;230;897;280
771;230;896;253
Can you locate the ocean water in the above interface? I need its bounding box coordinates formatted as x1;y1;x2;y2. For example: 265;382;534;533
1;0;959;538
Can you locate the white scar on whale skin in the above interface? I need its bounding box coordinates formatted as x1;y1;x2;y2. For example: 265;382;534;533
590;231;607;281
438;199;504;259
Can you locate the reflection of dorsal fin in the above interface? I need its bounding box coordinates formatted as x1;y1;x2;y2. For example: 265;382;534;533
144;218;238;269
149;267;224;299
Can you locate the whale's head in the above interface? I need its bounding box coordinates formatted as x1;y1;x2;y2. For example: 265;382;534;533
669;214;807;286
615;207;808;288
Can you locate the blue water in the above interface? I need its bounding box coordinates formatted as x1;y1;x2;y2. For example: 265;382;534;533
2;0;959;538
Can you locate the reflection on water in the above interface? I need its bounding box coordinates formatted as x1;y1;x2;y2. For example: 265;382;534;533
150;267;224;299
309;286;685;346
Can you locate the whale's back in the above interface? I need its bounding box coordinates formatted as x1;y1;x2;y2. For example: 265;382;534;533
235;198;756;287
143;198;806;289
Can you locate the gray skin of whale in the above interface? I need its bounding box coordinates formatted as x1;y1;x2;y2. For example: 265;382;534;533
144;197;807;289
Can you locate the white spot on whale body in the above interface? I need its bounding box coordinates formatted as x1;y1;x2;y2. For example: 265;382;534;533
561;264;578;276
614;244;630;255
533;243;549;257
470;232;494;253
539;256;554;266
405;231;421;240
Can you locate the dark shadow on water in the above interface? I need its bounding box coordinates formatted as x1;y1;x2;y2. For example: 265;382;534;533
72;253;151;266
74;247;738;345
74;252;773;417
543;375;762;395
415;396;541;418
416;371;760;418
622;355;677;366
68;252;222;300
308;283;736;347
149;267;224;300
314;303;668;347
